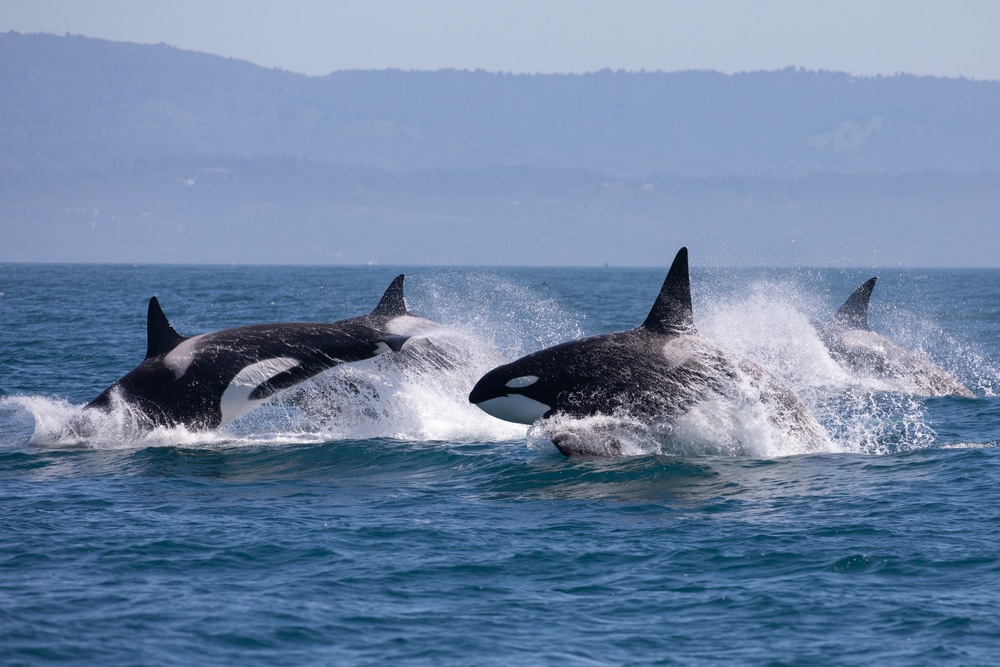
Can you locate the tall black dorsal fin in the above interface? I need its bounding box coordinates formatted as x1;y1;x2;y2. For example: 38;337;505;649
146;296;186;359
371;274;409;319
641;247;696;335
834;277;877;330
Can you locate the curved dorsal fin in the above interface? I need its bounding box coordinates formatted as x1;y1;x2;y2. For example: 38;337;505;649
371;274;409;319
146;296;186;359
834;277;877;330
641;247;696;335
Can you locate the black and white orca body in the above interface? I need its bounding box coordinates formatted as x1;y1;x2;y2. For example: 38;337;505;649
469;248;832;456
817;277;974;398
85;275;423;430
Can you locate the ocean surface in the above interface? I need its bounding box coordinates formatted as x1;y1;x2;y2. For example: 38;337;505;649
2;263;1000;666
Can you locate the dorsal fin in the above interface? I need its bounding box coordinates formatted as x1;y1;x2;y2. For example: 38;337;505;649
834;277;877;330
371;274;409;318
641;247;696;335
145;296;186;359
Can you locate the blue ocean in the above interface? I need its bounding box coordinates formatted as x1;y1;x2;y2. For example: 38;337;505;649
2;262;1000;666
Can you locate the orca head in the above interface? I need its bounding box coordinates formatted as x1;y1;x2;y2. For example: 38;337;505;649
469;247;696;425
468;354;556;425
84;297;189;417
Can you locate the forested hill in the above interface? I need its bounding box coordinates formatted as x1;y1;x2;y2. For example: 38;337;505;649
3;31;999;178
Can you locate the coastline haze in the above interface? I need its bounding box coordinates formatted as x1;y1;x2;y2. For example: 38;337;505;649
2;0;999;79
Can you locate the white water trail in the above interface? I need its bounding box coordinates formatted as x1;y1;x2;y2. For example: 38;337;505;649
2;393;233;450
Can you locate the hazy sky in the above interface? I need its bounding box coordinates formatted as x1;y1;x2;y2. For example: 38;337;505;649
3;0;999;79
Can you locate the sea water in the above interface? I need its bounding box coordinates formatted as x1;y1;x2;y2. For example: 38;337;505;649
2;263;1000;665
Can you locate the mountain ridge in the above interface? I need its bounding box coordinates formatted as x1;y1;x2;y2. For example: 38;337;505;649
2;32;998;266
3;31;999;178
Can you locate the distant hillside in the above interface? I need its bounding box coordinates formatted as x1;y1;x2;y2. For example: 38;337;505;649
2;31;1000;178
3;154;998;266
2;32;999;267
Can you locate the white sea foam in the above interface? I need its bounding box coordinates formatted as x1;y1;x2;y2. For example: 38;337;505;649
280;326;527;442
526;377;842;459
2;393;225;450
698;280;852;396
265;273;579;444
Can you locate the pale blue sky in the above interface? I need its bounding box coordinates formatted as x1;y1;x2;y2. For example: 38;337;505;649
3;0;999;79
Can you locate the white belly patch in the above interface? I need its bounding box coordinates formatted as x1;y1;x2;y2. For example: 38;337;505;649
476;394;551;425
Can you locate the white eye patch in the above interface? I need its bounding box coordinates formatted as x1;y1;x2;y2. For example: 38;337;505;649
505;375;539;389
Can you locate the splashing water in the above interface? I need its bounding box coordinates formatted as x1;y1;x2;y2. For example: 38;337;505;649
280;327;526;442
410;271;584;357
4;269;993;457
699;280;850;395
5;393;232;450
696;279;983;454
526;368;842;459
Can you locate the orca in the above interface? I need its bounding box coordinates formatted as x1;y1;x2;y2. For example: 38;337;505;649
84;275;426;430
468;248;832;456
817;277;974;398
